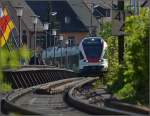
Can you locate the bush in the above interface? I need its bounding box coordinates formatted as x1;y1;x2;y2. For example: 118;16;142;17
0;46;30;92
122;8;149;105
99;8;149;105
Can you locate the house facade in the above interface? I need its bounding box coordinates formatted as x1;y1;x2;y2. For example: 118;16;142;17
26;0;100;48
2;0;101;51
2;0;44;52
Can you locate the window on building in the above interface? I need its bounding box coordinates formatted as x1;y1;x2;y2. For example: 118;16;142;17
36;35;44;48
22;30;27;45
68;36;75;47
105;9;110;17
65;16;71;24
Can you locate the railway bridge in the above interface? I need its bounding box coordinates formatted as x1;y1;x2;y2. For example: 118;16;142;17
0;66;149;115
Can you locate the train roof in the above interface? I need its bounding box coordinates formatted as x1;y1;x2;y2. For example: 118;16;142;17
80;36;105;43
83;36;104;39
79;36;107;48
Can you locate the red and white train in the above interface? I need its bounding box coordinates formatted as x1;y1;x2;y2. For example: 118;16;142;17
78;36;108;76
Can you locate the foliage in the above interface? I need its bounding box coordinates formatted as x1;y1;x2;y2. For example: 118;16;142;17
99;22;119;86
19;45;32;64
99;22;112;39
99;8;149;105
0;46;30;92
122;8;149;104
92;79;102;90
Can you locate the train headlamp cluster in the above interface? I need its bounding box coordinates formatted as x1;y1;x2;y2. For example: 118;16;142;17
99;59;104;62
83;59;88;62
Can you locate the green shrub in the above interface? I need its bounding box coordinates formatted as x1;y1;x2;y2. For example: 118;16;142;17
0;46;30;92
99;8;149;105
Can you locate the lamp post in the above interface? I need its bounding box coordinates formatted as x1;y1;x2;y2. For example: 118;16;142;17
31;15;40;65
59;35;63;68
48;11;57;49
65;40;69;68
43;23;49;60
15;6;23;48
52;29;57;65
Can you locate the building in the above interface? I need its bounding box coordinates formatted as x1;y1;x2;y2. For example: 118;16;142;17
83;0;117;24
83;0;112;18
2;0;149;50
26;0;99;47
140;0;150;7
2;0;44;51
2;0;101;50
84;0;150;26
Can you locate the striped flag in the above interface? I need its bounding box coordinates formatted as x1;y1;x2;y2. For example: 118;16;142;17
0;7;15;47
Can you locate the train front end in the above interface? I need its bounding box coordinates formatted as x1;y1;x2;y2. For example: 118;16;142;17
79;37;108;76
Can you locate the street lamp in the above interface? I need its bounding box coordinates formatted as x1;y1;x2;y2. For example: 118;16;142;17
51;11;57;16
43;23;49;60
59;35;63;68
31;15;40;65
65;39;69;68
15;6;23;48
48;11;57;48
52;29;57;65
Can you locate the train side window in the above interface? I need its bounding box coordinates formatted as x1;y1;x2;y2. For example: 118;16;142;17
80;52;84;59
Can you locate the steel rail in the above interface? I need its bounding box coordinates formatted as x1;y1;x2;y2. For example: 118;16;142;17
1;78;89;115
66;77;150;115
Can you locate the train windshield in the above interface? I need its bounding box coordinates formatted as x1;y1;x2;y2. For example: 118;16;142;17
82;38;103;58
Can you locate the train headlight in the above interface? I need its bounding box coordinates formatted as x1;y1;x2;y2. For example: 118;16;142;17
99;59;104;62
83;59;88;62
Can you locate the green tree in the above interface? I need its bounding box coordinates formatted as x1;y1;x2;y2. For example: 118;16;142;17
0;46;30;92
99;8;149;105
99;22;119;85
121;8;149;104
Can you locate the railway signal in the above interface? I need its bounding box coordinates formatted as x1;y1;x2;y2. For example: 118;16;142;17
112;10;125;36
112;0;125;64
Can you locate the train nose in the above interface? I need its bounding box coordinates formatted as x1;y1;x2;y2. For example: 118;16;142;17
87;57;99;63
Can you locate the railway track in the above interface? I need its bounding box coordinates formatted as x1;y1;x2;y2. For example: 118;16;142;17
13;91;86;115
2;76;150;115
1;78;90;115
67;78;150;115
1;67;149;115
